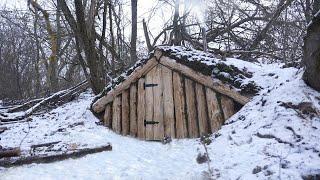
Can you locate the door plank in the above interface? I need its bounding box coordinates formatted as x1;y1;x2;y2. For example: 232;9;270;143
153;65;165;140
206;88;224;133
137;78;146;139
161;65;175;138
185;78;199;138
173;72;187;138
145;68;156;140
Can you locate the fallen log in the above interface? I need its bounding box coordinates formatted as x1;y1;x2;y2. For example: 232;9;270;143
0;148;21;158
0;127;8;134
0;144;112;168
0;81;89;123
30;141;61;150
7;98;44;113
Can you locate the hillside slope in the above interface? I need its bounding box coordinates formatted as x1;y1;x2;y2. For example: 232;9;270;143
0;58;319;179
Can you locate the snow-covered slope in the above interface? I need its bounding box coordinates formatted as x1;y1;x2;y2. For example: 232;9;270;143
1;60;319;179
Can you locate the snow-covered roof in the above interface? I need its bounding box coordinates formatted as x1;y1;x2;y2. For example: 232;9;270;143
96;46;261;102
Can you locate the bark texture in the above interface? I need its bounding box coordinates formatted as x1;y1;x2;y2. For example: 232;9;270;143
303;13;320;91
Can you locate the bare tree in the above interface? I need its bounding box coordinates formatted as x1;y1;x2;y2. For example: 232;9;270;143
58;0;106;94
303;0;320;91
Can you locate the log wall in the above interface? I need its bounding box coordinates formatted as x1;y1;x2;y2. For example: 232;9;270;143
102;64;238;140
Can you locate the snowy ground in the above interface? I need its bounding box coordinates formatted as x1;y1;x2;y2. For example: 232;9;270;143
1;60;320;179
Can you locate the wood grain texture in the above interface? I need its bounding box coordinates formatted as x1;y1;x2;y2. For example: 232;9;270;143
161;65;175;138
195;83;209;136
145;68;155;140
221;95;235;120
153;65;165;140
137;78;146;139
112;95;121;134
103;104;112;127
159;56;250;105
121;90;130;135
93;58;159;113
129;83;138;137
185;78;199;138
173;72;187;138
206;88;224;133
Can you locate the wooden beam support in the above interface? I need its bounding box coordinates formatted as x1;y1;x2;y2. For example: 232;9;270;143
159;56;250;105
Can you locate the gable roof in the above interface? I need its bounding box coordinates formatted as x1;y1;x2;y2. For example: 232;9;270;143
91;46;260;113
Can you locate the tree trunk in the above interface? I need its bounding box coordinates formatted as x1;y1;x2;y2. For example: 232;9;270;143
74;0;105;94
303;4;320;91
30;0;59;93
172;0;181;45
130;0;138;63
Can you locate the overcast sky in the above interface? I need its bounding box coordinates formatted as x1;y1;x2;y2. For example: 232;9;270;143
0;0;206;47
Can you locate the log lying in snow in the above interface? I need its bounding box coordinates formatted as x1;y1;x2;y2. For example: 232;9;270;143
0;148;21;158
0;144;112;168
7;98;44;113
30;141;61;150
0;126;8;134
0;81;89;124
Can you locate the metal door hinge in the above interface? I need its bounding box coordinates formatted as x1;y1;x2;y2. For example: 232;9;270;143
144;83;158;89
144;120;159;126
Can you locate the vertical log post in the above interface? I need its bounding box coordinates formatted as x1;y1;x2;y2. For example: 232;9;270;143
206;88;224;133
185;78;199;138
161;65;175;138
173;72;187;138
103;104;112;127
121;90;130;135
196;83;209;136
112;95;121;134
129;83;138;137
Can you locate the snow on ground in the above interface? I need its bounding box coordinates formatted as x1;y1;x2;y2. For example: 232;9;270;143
1;60;320;179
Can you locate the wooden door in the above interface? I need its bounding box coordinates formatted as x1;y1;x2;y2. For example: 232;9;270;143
144;65;165;141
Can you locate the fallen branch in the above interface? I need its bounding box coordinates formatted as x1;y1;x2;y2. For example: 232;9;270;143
255;132;294;147
7;98;43;113
0;144;112;168
0;127;8;134
30;141;61;149
0;81;89;124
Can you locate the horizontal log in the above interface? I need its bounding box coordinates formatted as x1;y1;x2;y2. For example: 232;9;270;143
0;147;21;158
92;57;159;113
30;141;61;149
159;56;250;105
0;127;8;134
0;144;112;168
